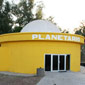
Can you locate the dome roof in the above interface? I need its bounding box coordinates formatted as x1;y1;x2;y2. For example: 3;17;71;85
21;20;61;33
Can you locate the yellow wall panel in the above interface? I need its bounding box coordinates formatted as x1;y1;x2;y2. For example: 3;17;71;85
0;47;10;71
1;41;81;74
0;33;84;74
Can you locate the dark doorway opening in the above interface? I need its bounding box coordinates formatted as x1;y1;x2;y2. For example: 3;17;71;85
53;55;58;70
66;55;70;70
45;55;51;71
60;55;64;70
45;54;70;71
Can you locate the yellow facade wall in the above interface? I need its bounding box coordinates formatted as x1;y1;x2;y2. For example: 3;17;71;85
0;33;84;74
1;41;80;74
0;47;10;71
0;32;84;44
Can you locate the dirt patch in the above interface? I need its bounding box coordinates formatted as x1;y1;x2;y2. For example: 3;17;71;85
0;74;42;85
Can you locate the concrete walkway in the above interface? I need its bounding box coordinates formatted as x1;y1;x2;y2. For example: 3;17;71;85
0;71;35;77
37;72;85;85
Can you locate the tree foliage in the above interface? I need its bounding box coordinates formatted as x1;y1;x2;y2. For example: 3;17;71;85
47;16;56;25
62;29;69;33
75;22;85;36
74;22;85;61
0;0;44;33
11;0;45;32
0;0;58;34
0;1;13;34
0;0;3;7
35;4;43;20
12;0;34;27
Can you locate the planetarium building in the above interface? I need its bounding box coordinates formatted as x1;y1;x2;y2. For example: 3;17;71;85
0;20;84;74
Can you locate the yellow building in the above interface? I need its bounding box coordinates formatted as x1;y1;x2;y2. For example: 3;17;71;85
0;20;84;74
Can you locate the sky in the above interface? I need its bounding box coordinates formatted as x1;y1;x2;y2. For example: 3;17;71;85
7;0;85;33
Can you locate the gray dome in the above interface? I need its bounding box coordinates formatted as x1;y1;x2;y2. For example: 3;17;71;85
21;20;61;33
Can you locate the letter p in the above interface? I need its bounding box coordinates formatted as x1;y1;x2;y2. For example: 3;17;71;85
32;34;38;39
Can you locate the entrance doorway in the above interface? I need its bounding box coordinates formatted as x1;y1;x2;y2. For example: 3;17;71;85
45;54;70;72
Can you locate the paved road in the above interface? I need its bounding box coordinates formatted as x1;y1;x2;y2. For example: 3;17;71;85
37;72;85;85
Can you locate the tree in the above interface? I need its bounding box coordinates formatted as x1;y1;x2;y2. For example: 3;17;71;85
62;29;69;33
74;22;85;63
12;0;34;27
11;0;44;32
47;16;56;25
35;3;43;20
75;22;85;36
75;29;82;35
0;1;13;34
12;26;22;32
0;0;3;6
0;0;59;33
